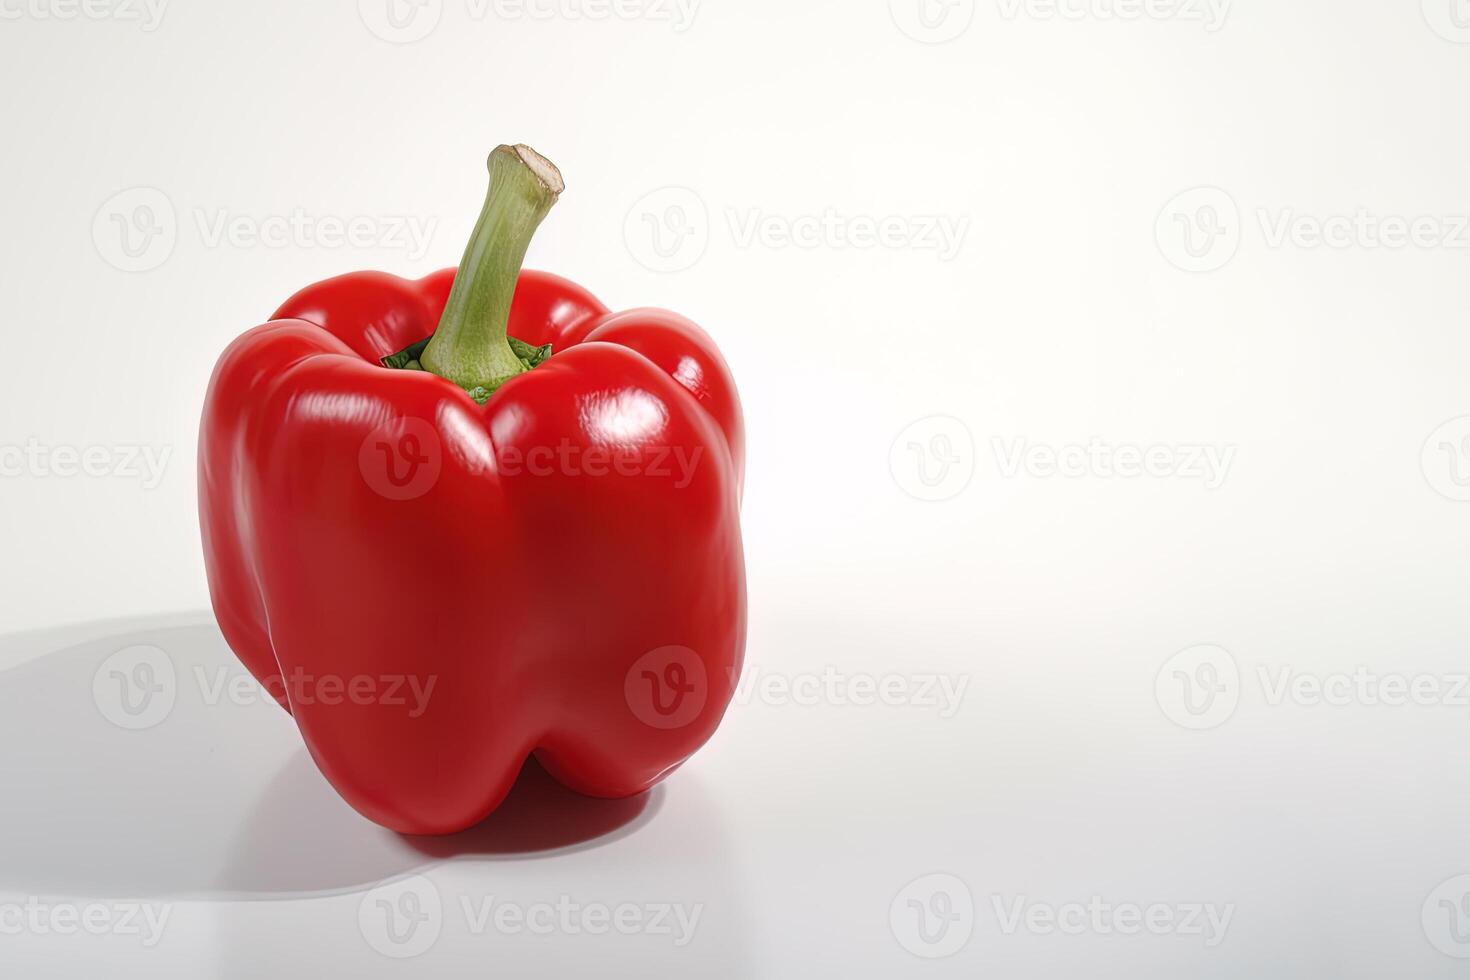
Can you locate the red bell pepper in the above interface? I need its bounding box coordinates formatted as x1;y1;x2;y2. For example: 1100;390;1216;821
198;145;746;835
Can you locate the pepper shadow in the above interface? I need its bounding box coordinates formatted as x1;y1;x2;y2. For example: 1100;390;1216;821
0;616;656;901
401;756;658;861
219;749;660;897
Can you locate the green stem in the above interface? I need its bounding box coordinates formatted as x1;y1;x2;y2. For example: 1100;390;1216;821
420;144;563;394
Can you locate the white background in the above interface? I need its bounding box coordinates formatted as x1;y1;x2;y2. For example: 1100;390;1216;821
3;0;1470;975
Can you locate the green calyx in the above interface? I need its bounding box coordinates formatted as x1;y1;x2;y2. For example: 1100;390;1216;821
414;143;564;400
382;334;552;404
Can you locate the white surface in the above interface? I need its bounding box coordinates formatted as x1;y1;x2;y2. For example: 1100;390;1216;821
2;611;1470;977
3;0;1470;976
